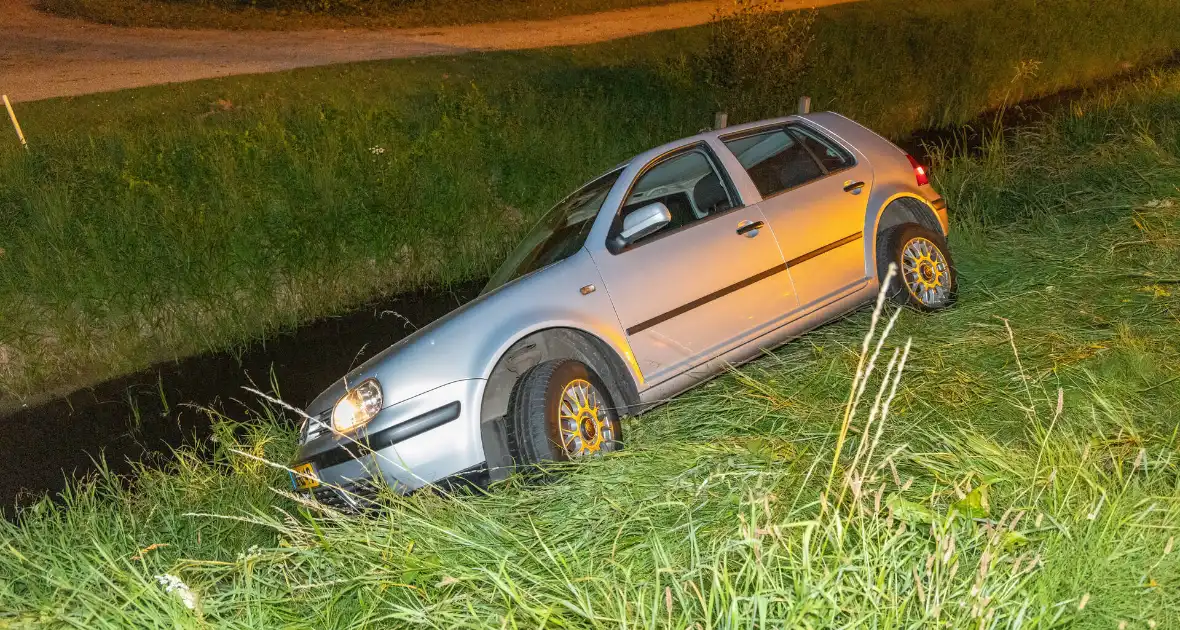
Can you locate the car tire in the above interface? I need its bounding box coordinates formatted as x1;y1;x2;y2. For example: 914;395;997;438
876;223;957;311
506;359;623;466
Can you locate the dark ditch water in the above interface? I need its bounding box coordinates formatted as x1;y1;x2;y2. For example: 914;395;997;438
4;59;1175;514
0;281;483;512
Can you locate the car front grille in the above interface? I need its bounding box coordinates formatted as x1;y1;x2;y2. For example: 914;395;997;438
302;410;332;442
311;479;383;513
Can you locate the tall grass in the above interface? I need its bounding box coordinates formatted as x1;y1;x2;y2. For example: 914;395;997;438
4;0;1180;405
3;69;1180;627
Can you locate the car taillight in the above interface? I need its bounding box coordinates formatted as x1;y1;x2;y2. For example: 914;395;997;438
906;154;929;187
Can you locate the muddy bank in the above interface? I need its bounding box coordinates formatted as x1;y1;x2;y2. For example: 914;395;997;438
0;281;483;512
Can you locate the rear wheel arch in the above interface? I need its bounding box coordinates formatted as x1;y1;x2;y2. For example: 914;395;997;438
871;195;944;280
478;327;640;480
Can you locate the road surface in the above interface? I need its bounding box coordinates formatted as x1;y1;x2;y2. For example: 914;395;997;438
0;0;853;102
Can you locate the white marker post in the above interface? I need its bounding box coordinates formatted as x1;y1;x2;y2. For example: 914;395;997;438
3;95;28;150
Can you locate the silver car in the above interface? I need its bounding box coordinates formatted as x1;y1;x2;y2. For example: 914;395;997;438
290;112;955;509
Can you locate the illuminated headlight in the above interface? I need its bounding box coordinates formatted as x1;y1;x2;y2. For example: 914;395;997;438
332;378;383;433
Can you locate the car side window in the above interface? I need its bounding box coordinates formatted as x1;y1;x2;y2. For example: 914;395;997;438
613;147;736;245
790;125;854;173
722;127;825;198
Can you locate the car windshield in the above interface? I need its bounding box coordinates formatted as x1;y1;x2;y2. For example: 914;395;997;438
483;170;621;293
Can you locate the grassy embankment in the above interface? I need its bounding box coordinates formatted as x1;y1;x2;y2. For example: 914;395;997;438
3;68;1180;626
3;0;1180;409
37;0;696;29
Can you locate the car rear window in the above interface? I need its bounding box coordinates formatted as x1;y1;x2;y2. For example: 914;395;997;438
790;125;854;173
722;124;855;199
723;128;824;197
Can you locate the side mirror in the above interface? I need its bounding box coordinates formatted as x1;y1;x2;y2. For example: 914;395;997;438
619;202;672;245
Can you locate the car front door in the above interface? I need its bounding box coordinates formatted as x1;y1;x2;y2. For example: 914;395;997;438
590;143;797;383
720;123;873;309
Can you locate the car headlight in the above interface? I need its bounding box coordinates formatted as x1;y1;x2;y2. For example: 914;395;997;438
332;378;383;433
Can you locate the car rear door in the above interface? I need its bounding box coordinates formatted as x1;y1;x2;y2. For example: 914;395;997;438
719;122;873;309
590;143;796;384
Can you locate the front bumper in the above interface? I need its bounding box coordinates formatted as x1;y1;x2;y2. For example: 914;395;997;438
292;378;487;505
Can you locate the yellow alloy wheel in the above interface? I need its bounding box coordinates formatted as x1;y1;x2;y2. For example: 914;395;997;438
901;236;951;306
557;378;614;457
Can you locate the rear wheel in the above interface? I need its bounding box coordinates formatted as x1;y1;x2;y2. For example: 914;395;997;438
876;223;957;310
506;359;622;466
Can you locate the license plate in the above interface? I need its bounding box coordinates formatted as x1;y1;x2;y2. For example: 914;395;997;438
290;462;320;491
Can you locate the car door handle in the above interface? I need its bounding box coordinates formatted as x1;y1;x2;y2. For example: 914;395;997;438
843;180;866;194
736;220;764;237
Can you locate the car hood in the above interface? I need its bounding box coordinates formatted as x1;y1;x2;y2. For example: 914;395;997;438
305;286;499;417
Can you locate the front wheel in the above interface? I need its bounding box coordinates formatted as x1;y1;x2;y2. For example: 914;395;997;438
506;359;623;466
876;223;957;311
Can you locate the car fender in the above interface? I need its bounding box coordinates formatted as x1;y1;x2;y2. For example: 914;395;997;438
473;318;640;392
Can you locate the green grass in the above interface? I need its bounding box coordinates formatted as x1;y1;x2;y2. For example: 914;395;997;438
3;70;1180;627
36;0;695;30
4;0;1180;407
